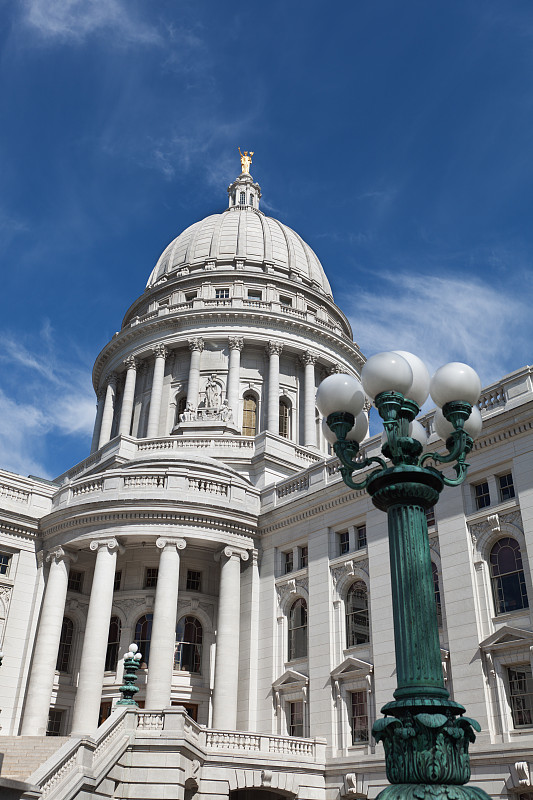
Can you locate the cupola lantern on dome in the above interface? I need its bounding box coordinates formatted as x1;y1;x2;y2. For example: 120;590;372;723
227;148;261;210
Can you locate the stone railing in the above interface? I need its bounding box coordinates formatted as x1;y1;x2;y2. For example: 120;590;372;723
28;707;133;800
71;478;104;497
0;483;30;503
277;476;309;499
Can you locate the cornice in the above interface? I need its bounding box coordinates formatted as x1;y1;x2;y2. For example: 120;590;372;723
472;419;533;452
41;507;258;540
259;485;367;535
92;310;364;390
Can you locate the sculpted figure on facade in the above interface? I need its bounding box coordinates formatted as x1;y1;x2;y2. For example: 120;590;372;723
205;374;221;409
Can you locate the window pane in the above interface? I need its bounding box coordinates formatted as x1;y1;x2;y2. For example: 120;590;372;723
499;473;515;502
284;551;293;574
508;666;533;727
289;700;304;736
56;617;74;672
145;568;158;588
351;690;369;743
105;616;121;672
242;394;257;437
346;581;370;646
0;553;11;576
490;538;529;614
135;613;153;666
279;400;290;439
47;709;63;737
475;481;490;509
357;525;367;548
288;599;307;660
339;531;349;555
175;616;202;673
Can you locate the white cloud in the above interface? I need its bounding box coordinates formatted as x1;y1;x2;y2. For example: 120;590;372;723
22;0;161;45
0;326;95;478
346;270;531;388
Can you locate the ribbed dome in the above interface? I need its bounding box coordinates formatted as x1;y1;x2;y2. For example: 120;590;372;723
147;207;333;297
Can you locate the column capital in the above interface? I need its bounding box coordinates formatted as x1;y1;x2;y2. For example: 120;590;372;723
266;340;283;357
229;336;244;352
215;545;250;563
89;538;125;555
156;537;187;551
123;355;138;371
105;372;118;389
188;337;204;353
153;343;168;360
97;387;107;402
301;350;318;366
329;363;344;375
46;546;77;565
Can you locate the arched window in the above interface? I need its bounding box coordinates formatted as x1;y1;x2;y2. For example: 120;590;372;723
177;395;187;418
432;563;443;628
490;537;529;615
135;613;153;667
279;399;290;439
346;580;370;646
105;616;122;672
175;616;203;673
56;617;74;672
288;598;307;660
239;191;246;204
242;393;258;437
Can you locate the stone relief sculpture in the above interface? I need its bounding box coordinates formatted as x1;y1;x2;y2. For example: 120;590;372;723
205;374;221;409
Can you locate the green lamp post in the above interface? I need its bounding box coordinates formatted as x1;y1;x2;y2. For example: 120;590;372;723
317;352;490;800
117;643;142;706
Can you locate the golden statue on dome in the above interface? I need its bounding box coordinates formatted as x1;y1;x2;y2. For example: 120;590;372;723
238;147;254;174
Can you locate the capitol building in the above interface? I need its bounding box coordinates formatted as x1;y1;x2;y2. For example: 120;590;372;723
0;160;532;800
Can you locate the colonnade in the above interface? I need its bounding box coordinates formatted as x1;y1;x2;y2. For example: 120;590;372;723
91;338;323;451
21;539;249;736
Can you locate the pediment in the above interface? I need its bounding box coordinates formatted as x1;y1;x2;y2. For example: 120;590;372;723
479;625;533;652
272;668;308;690
331;656;373;681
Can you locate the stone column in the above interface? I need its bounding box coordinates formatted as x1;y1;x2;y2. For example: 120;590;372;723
70;538;122;735
302;351;317;447
267;341;283;434
21;547;77;736
146;344;168;438
227;337;244;421
90;389;106;454
118;356;138;437
212;546;249;730
98;373;118;448
187;337;204;409
145;537;187;710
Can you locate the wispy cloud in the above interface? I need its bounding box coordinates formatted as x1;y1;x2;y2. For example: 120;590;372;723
0;323;95;478
346;269;531;388
21;0;162;45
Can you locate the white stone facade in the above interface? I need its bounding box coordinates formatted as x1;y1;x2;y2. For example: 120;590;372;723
0;169;532;800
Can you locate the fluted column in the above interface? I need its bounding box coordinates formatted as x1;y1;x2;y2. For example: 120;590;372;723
227;337;244;420
267;341;283;434
21;547;77;735
146;344;168;438
187;337;204;409
71;538;122;735
212;546;249;730
302;351;318;447
90;389;106;454
145;537;187;710
118;356;138;437
98;373;117;448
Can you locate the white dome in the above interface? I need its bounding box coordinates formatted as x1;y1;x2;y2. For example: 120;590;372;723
147;207;333;297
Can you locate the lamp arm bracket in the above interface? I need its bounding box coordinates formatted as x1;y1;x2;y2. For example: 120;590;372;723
340;463;385;491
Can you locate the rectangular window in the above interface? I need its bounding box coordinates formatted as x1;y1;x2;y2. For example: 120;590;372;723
113;571;122;592
280;295;292;307
67;571;83;593
288;700;304;737
98;701;113;727
284;551;294;574
426;507;436;527
247;290;262;301
46;709;64;737
185;291;197;301
350;690;369;744
215;288;229;299
339;531;350;555
186;570;202;591
144;568;158;588
499;473;516;503
474;481;490;510
0;553;11;577
299;546;308;569
508;666;533;727
357;525;367;549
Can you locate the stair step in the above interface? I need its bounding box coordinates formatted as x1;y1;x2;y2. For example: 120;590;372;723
0;736;69;780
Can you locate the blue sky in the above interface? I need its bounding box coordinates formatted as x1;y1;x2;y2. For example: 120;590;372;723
1;0;532;478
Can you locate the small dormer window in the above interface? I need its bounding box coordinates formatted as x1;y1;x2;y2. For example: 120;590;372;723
249;194;253;206
240;191;245;204
280;296;292;307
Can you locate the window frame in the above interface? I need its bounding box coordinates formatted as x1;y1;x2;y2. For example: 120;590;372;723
242;392;258;437
345;580;370;648
186;569;202;592
507;664;533;729
56;617;74;673
0;552;12;577
490;536;529;616
144;568;158;589
175;615;203;674
498;473;516;503
474;480;491;510
288;598;308;661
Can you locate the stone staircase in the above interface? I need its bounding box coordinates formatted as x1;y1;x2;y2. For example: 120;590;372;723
0;735;69;781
